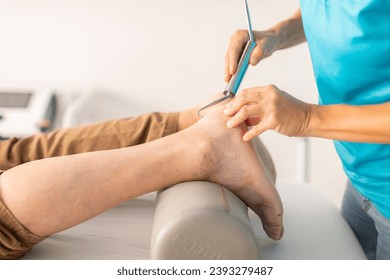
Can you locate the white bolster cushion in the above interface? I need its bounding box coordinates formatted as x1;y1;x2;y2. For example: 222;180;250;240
150;181;258;260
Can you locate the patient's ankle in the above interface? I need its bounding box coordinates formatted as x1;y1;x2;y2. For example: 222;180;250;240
177;108;200;131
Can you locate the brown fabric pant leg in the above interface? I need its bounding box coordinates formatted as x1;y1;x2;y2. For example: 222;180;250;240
0;112;180;170
0;112;180;259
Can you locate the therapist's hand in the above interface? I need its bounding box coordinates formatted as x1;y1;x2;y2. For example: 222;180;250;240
224;29;280;82
224;85;312;141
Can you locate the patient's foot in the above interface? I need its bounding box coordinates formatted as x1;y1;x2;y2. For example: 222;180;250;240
185;106;284;240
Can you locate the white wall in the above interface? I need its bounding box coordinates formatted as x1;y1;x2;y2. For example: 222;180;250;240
0;0;347;206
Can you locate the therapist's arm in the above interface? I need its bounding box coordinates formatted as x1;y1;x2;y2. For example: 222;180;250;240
308;102;390;143
224;85;390;143
225;9;306;82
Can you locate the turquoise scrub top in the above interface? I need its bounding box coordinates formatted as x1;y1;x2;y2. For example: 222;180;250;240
300;0;390;217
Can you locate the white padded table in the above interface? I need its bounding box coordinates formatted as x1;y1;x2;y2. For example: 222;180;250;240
23;181;366;260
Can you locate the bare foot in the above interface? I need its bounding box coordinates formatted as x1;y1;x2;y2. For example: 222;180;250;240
186;106;284;240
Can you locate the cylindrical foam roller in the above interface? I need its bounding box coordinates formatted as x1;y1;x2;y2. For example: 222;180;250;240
150;181;258;259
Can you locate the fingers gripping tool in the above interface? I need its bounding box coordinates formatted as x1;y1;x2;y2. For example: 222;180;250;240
197;0;257;117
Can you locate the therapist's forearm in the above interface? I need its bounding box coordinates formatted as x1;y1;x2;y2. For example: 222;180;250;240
270;9;306;51
308;102;390;143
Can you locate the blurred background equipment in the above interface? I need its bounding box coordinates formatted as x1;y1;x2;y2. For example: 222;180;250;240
0;89;57;138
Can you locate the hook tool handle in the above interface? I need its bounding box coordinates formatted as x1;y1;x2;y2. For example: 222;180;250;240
224;40;256;96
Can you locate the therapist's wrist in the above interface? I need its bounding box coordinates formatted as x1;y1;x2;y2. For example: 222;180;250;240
306;104;333;139
269;12;305;51
266;24;286;52
304;104;319;138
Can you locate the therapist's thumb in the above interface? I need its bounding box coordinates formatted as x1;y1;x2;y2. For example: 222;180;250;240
225;30;249;81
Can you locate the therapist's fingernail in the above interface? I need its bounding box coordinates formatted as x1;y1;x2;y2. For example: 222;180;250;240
227;120;232;128
224;108;230;115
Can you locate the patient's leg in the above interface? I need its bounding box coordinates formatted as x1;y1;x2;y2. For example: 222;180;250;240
0;92;275;182
0;106;283;241
0;93;219;170
0;112;181;170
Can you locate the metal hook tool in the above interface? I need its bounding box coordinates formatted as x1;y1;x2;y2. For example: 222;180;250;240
198;0;257;117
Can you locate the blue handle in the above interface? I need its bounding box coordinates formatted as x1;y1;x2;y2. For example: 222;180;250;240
224;40;256;96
